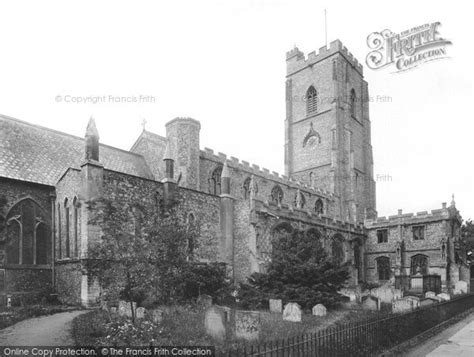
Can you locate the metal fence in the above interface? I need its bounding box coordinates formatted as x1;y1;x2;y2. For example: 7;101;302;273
223;293;474;357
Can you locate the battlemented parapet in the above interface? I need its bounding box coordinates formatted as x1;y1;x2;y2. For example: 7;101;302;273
286;40;364;76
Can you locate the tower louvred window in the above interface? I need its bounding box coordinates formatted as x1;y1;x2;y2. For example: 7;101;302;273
306;86;318;114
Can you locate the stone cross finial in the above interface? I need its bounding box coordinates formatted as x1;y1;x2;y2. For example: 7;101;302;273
451;194;456;207
141;118;147;131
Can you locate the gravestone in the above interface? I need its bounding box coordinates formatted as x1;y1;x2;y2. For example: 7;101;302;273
110;307;117;314
269;299;282;313
149;309;164;324
197;294;213;308
420;298;438;307
235;311;260;340
392;297;417;313
312;304;327;316
454;281;468;295
118;300;136;318
283;303;301;322
362;295;380;311
135;307;146;319
405;296;420;309
425;291;436;298
437;293;451;301
204;306;226;341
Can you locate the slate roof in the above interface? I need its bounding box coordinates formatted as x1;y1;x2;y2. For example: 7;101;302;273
0;114;155;186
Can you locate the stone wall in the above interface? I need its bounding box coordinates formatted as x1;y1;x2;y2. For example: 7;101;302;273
55;261;82;304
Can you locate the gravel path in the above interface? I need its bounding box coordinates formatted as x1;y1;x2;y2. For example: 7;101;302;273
0;310;88;346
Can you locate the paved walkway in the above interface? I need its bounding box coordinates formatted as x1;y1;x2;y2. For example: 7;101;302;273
405;312;474;356
0;310;88;346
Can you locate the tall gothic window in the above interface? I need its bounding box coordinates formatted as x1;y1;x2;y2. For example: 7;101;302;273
350;89;356;117
270;185;284;205
376;256;391;281
306;86;318;114
411;254;428;275
73;196;78;258
209;166;223;195
187;213;196;260
5;198;50;265
243;177;251;199
64;198;70;258
331;235;344;265
315;199;324;215
294;191;306;208
57;203;62;259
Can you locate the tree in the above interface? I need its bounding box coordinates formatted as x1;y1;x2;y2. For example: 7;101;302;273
87;198;195;319
238;229;350;310
461;220;474;263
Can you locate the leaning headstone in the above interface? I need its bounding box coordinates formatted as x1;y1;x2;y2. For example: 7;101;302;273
454;281;468;295
425;291;436;298
197;294;213;308
235;310;260;340
269;299;283;313
437;293;451;301
312;304;327;316
362;295;380;311
283;303;302;322
204;306;226;341
118;300;136;318
135;307;146;319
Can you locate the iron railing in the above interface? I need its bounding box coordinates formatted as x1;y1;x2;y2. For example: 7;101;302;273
223;293;474;357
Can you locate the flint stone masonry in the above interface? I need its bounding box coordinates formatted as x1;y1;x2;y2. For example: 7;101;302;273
312;304;327;316
269;299;283;313
283;303;302;322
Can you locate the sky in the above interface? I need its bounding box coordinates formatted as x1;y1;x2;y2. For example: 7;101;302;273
0;0;472;220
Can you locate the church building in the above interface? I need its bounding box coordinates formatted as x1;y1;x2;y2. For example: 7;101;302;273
0;40;470;306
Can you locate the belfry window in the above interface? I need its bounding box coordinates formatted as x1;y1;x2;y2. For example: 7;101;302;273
350;89;356;117
209;166;223;195
306;86;318;115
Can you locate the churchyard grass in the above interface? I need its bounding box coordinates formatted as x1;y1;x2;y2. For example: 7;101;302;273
72;305;380;351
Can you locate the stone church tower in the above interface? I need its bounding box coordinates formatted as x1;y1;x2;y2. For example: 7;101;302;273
284;40;376;223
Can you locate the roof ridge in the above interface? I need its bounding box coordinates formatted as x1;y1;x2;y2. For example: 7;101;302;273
0;113;145;158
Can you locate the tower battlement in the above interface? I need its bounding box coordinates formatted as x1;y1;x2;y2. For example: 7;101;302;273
286;39;363;76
